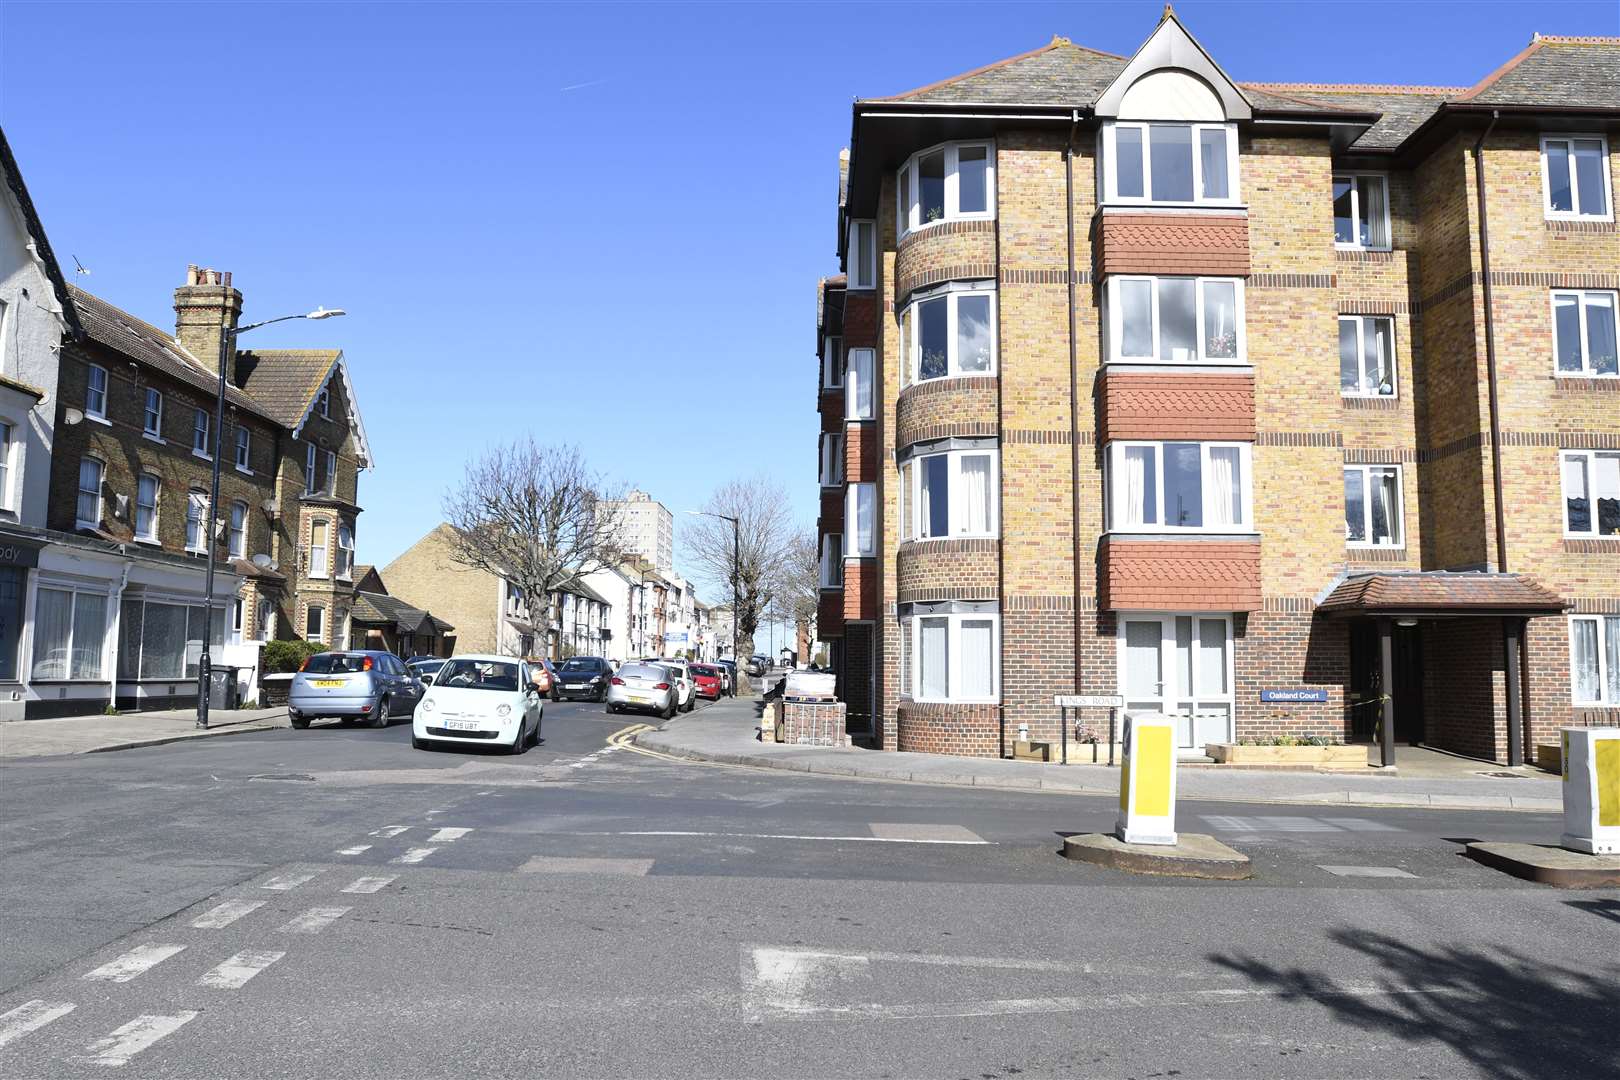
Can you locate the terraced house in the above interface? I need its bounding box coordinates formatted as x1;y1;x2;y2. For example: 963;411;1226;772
814;12;1620;764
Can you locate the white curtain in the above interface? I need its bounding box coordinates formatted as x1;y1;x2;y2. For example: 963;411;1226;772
960;619;994;698
898;621;911;696
70;594;106;680
1123;446;1152;526
1572;619;1599;702
919;618;948;699
918;461;935;538
959;455;991;534
1197;618;1228;696
1607;617;1620;703
855;485;874;555
31;588;72;680
1207;447;1240;527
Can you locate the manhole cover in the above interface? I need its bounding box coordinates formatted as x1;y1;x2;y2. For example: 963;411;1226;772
249;773;316;782
1477;771;1528;779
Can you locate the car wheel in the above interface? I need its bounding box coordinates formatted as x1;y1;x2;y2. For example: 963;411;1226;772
605;702;617;714
370;696;389;728
508;719;528;755
290;712;310;730
661;700;675;721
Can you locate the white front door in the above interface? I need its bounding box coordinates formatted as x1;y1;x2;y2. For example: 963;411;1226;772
1119;613;1234;751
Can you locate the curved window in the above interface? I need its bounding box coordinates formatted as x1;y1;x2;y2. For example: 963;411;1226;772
1102;122;1238;206
896;141;994;238
899;611;999;703
899;447;998;541
901;282;996;386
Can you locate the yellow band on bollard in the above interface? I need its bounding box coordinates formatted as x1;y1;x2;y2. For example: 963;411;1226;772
1597;739;1619;829
1134;726;1172;818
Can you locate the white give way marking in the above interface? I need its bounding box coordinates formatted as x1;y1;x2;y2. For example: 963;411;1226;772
197;950;285;990
74;1011;199;1067
0;1000;75;1050
83;944;186;984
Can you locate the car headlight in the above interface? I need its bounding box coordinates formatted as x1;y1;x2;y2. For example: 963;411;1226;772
590;676;602;684
496;704;511;717
421;697;435;712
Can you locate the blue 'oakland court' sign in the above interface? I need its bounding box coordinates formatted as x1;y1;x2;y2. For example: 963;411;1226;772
1260;689;1328;703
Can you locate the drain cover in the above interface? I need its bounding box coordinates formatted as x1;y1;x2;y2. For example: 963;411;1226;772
249;773;316;782
1478;771;1528;779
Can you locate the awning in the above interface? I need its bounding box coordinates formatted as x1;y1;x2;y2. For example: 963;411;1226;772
1316;572;1568;617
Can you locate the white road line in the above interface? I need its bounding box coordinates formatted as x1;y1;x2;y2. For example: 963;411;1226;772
393;847;435;864
75;1011;198;1067
278;906;351;934
259;870;320;891
0;1000;75;1050
341;875;396;894
427;827;472;843
868;823;986;843
519;856;653;876
369;826;410;837
335;844;372;856
83;944;186;983
197;950;285;990
611;830;993;846
190;899;266;929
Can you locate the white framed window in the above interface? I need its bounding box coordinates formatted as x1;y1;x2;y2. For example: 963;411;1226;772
0;422;12;511
845;348;874;420
1560;449;1620;538
317;388;330;418
325;450;337;494
896;140;995;237
1551;290;1618;377
76;458;103;529
230;598;244;647
847;219;876;290
1107;276;1244;365
185;490;209;553
336;523;354;579
903;281;997;384
1102;122;1239;206
30;586;107;680
309;520;329;578
306;603;325;644
1570;614;1620;706
820;533;843;588
1344;464;1403;547
192;408;211;458
819;432;844;487
85;364;108;420
229;501;248;559
822;335;843;389
305;443;318;495
1107;441;1252;532
235;426;252;471
906;446;998;539
1339;315;1397;397
258;597;276;642
845;483;875;557
1117;613;1235;749
143;389;163;439
1541;135;1612;221
135;474;159;542
1333;173;1391;250
901;611;999;703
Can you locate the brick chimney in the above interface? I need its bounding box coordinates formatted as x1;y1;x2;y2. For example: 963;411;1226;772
173;265;243;381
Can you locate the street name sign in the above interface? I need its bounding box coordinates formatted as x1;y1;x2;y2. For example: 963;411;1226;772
1055;695;1124;708
1260;689;1328;703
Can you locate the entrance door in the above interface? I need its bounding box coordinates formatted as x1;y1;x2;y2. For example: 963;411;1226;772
1120;614;1234;750
1348;620;1424;744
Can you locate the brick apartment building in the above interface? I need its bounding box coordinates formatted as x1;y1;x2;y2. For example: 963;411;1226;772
814;12;1620;764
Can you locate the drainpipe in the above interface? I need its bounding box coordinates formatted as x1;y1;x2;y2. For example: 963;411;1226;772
1472;110;1507;573
1065;110;1083;698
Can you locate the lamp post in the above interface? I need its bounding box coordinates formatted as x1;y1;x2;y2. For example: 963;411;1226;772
196;307;345;729
685;510;740;683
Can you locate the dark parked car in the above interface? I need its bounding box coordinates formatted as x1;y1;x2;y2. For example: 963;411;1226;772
553;656;613;701
289;651;424;729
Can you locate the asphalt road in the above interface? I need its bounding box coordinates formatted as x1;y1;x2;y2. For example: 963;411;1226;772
1;694;1616;1079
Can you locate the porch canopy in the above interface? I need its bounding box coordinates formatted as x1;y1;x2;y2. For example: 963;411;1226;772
1316;572;1568;767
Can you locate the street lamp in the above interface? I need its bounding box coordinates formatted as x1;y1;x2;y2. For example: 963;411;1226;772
685;509;740;685
196;306;346;730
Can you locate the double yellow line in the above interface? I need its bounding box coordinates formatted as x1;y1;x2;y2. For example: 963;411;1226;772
607;723;667;760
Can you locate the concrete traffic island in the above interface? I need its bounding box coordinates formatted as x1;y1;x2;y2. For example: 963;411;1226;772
1062;832;1252;880
1464;842;1620;889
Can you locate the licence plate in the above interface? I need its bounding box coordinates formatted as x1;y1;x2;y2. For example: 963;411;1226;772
443;719;482;731
566;683;585;690
629;693;651;703
312;680;344;688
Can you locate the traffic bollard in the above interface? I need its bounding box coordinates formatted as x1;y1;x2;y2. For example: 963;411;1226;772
1560;726;1619;855
1116;711;1178;846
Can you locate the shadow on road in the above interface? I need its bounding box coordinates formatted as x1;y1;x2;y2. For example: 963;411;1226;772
1210;930;1619;1080
1565;897;1620;924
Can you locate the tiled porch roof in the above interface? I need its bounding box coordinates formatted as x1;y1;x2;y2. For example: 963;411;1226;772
1317;572;1568;615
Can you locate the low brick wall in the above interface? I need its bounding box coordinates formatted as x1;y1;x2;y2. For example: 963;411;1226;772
896;701;1001;756
780;700;848;746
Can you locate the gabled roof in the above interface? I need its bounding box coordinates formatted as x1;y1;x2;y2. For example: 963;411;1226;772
352;590;453;634
1456;35;1620;108
874;37;1125;107
235;348;373;468
0;127;81;339
1093;10;1251;121
1317;572;1567;615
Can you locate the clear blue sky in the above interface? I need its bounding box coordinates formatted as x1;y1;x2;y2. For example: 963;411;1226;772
4;0;1615;596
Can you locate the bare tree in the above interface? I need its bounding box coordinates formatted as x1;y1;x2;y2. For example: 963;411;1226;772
442;440;623;649
777;526;820;655
683;477;793;692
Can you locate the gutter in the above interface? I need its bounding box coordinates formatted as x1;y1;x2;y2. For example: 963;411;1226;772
1472;109;1508;572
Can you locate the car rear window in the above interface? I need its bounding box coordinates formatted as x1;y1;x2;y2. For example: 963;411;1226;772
617;664;666;681
304;653;368;674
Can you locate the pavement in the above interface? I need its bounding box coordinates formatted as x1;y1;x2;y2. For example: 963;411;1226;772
0;707;289;758
636;697;1566;812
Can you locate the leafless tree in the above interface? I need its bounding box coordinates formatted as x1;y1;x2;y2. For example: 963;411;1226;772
441;440;624;647
683;477;794;692
777;527;820;648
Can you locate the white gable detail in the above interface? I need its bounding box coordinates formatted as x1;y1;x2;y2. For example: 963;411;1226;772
1119;70;1223;122
291;354;374;469
1095;12;1252;121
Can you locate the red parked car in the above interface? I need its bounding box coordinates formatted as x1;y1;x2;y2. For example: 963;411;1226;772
689;663;724;700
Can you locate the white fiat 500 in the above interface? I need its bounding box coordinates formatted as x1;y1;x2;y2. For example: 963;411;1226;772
412;655;543;754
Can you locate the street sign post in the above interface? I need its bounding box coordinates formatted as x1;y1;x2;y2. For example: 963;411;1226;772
1054;695;1126;765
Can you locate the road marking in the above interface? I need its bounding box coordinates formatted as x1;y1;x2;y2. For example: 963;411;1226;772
1321;817;1403;833
607;830;993;846
519;856;653;876
868;823;985;843
1318;864;1418;878
75;1011;198;1067
83;944;186;983
335;844;372;856
369;826;410;837
1202;814;1404;835
197;950;285;990
259;870;320;891
0;1000;74;1050
190;899;266;929
341;875;396;894
393;847;436;864
278;906;350;934
427;827;471;843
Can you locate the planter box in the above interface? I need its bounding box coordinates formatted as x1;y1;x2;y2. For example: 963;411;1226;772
1205;743;1367;770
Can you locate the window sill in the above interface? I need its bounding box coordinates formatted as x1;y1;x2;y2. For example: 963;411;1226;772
1105;530;1260;541
1544;213;1615;225
1334;244;1395;254
1100;202;1246;215
85;414;111;427
1105;358;1250;372
74;520;98;532
142;433;166;445
191;450;212;462
133;537;161;547
235;465;254;476
1346;543;1406;552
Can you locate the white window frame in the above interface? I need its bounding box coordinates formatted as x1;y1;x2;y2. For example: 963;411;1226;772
845;348;874;421
819;432;844;487
1339;315;1398;397
336;524;354;579
1344;464;1405;548
906;447;1000;540
142;388;163;440
30;584;110;681
903;281;999;384
1106;276;1246;366
305;443;318;495
819;533;844;589
257;597;276;642
235;426;253;472
1540;134;1613;222
317;388;331;418
309;520;329;579
901;611;1001;704
192;408;211;459
0;421;13;512
325;450;337;495
1106;441;1254;533
229;501;248;559
1559;448;1620;538
230;597;244;647
847;219;876;291
1549;289;1619;378
896;140;996;238
822;335;843;390
306;603;326;644
76;457;103;529
1332;172;1393;251
135;474;160;543
1101;121;1241;207
845;483;875;558
1569;614;1619;707
85;364;108;421
184;490;209;554
1115;612;1236;749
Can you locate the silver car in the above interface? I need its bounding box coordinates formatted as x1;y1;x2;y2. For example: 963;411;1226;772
289;651;423;729
605;662;678;719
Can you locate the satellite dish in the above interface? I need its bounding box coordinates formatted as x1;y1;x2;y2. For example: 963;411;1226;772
64;407;84;426
269;559;280;572
252;553;273;569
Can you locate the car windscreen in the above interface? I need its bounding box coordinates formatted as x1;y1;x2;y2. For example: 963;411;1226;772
559;659;601;673
617;665;666;681
433;659;520;691
304;653;368;674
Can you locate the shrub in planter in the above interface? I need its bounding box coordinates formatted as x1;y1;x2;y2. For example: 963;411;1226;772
263;639;327;674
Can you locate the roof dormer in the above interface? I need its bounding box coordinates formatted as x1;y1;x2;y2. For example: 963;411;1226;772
1095;9;1252;122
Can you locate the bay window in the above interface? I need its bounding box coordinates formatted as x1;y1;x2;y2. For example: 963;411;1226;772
31;587;107;680
258;597;276;642
337;524;354;578
309;520;329;578
1344;465;1403;547
903;444;998;539
1108;276;1243;364
822;335;843;389
1551;290;1618;377
1108;441;1251;532
845;348;874;420
1561;449;1620;537
135;475;159;542
820;534;843;588
1542;135;1611;220
76;458;103;529
845;483;875;557
185;490;208;553
819;432;844;487
306;604;325;644
896;141;994;236
1103;122;1238;205
900;608;999;703
1339;316;1396;397
903;282;996;383
847;219;876;290
1333;173;1391;250
1570;615;1620;706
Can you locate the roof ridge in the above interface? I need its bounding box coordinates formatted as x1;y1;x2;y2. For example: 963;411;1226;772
1454;37;1543;102
868;37;1120;103
1242;81;1465;96
1532;34;1620;45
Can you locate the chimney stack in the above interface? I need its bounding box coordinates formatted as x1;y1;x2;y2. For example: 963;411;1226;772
174;264;243;382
